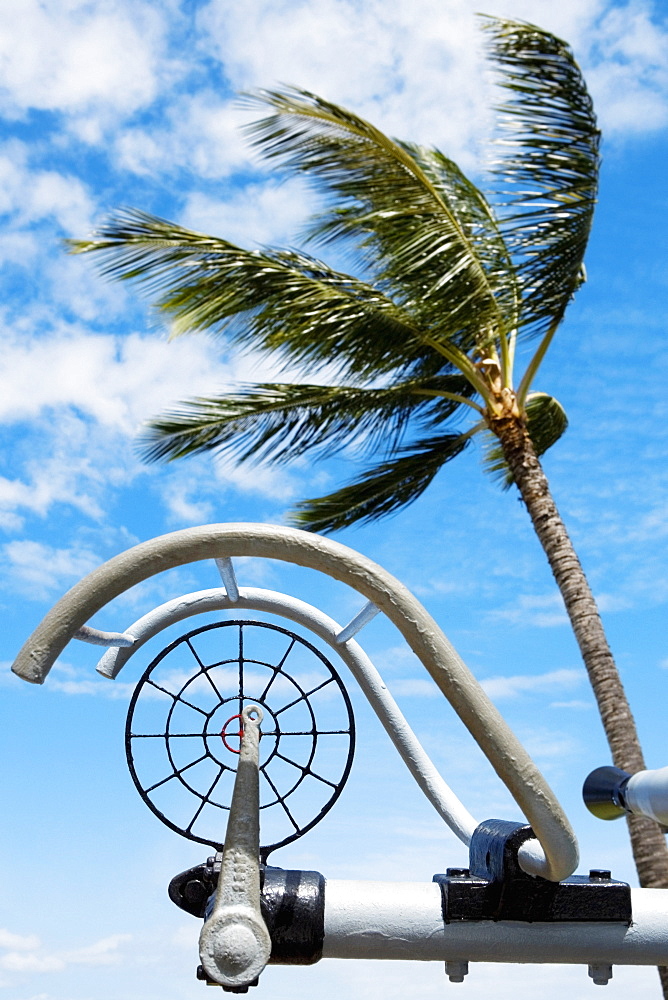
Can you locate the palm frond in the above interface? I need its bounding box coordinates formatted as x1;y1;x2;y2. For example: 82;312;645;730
483;391;569;487
139;375;475;465
68;210;438;380
484;17;600;338
244;88;518;350
291;433;472;533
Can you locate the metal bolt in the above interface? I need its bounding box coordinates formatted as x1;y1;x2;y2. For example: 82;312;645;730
445;961;469;983
589;869;612;881
588;964;613;985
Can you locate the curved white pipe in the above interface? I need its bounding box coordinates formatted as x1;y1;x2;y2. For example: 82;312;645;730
10;522;577;881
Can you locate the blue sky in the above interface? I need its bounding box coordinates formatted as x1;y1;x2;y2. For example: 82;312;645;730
1;0;668;997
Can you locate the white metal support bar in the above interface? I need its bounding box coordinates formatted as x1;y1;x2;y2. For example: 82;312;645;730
73;625;135;647
336;600;380;643
215;557;239;602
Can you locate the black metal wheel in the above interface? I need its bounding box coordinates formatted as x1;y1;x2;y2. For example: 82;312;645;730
125;620;355;857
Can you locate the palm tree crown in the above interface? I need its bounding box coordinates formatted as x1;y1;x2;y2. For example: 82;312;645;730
70;17;598;532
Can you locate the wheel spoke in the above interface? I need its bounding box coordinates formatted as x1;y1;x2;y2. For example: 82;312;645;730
273;676;334;716
237;624;244;715
185;766;225;834
273;751;304;773
305;768;338;790
186;638;206;669
202;664;225;702
258;667;280;704
262;769;300;833
145;752;209;793
146;678;208;716
132;732;204;738
262;729;349;736
258;637;297;702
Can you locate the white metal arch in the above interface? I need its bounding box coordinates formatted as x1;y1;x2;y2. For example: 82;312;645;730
11;522;577;882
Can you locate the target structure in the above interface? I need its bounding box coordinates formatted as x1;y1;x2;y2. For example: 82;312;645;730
125;620;355;856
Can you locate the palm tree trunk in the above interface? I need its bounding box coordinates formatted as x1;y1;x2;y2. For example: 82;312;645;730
492;413;668;991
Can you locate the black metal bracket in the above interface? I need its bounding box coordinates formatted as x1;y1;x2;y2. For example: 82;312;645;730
169;855;325;967
433;819;632;924
169;855;220;918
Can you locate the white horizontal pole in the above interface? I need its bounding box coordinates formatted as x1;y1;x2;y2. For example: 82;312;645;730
322;880;668;966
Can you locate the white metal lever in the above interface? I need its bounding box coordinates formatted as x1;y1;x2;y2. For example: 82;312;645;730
199;705;271;988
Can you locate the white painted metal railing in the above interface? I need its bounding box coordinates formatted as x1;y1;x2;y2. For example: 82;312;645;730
12;522;668;980
11;522;577;882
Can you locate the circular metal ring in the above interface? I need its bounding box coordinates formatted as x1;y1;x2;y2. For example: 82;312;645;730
125;619;355;856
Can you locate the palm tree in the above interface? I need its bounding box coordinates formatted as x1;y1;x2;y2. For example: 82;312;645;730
70;15;668;980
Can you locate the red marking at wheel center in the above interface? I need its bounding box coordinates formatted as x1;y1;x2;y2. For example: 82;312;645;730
221;713;244;754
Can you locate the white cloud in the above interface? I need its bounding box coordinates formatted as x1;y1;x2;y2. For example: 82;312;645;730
161;476;215;526
158;457;299;525
181;177;316;248
2;540;100;599
594;592;633;612
27;661;135;699
0;410;123;529
212;453;299;503
490;589;634;627
0;931;40;952
481;668;584;701
489;592;569;628
0;323;302;531
0;323;289;432
585;3;668;133
0;931;130;974
0;231;40;267
0;142;95;234
0;328;210;430
43;658;328;700
171;925;197;950
0;0;171;128
0;954;64;974
197;0;489;169
115;94;251;179
519;728;581;761
199;0;412;102
390;668;584;701
391;677;439;698
196;0;668;171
